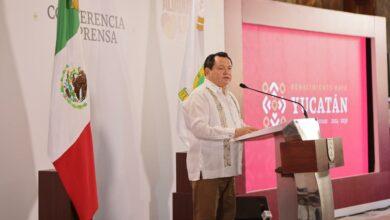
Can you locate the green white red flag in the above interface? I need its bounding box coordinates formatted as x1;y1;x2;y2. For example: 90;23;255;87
48;0;98;219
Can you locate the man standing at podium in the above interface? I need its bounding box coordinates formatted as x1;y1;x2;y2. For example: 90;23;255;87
183;52;257;220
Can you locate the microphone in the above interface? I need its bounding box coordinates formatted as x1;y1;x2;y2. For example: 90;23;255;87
239;83;308;118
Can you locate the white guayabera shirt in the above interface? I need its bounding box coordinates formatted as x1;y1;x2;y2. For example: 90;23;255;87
183;79;245;181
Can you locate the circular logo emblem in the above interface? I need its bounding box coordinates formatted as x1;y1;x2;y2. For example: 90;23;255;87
60;65;88;109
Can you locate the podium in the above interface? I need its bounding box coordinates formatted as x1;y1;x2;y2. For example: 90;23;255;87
235;118;343;220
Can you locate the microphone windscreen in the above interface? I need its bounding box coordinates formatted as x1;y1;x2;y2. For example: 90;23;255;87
239;83;247;88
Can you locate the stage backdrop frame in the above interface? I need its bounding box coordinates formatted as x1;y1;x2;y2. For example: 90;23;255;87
225;0;390;213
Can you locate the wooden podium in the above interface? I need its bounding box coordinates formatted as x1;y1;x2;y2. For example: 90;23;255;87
235;118;344;220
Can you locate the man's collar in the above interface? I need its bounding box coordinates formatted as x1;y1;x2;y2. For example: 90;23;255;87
205;79;226;94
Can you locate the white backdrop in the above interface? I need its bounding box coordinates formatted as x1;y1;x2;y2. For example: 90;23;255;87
0;0;224;219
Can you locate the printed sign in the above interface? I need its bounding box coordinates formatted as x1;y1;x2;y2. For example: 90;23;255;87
242;24;368;191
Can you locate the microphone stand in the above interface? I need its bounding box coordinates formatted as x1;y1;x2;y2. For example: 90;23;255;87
240;83;309;118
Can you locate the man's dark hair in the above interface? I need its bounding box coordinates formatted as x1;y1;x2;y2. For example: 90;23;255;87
203;52;233;70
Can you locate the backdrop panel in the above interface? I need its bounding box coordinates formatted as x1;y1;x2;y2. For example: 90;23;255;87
242;24;368;192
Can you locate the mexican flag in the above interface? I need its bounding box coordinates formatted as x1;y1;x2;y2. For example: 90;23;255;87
48;0;98;219
177;0;205;146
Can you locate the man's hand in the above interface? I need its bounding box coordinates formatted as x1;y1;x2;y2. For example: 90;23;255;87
234;126;258;138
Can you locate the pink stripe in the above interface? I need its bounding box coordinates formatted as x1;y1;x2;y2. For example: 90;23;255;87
54;123;98;220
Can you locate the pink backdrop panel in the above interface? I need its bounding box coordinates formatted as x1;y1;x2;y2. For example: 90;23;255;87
242;24;368;192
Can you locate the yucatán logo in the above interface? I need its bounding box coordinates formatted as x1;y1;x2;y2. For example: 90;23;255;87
60;65;88;109
262;82;287;127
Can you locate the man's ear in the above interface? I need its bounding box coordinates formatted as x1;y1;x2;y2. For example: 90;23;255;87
204;67;210;76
